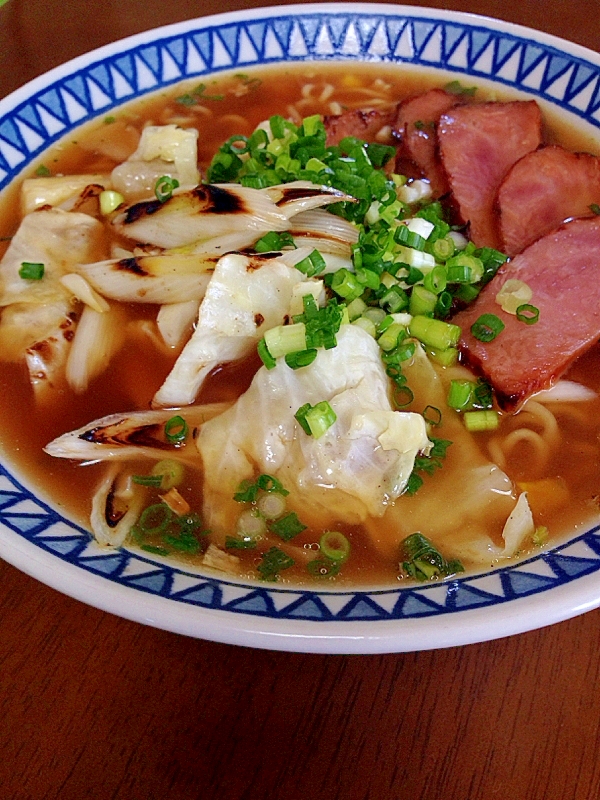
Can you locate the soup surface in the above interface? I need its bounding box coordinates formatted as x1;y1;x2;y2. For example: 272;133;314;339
1;63;600;586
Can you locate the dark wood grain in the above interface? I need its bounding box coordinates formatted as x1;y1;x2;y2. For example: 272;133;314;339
2;1;600;798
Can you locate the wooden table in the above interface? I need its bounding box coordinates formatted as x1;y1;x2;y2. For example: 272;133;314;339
2;1;600;797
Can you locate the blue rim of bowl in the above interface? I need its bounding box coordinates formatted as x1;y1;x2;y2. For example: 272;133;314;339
1;4;600;651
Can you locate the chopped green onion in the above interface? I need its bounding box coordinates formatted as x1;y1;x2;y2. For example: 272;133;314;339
392;384;414;408
401;532;464;581
425;345;459;368
409;315;461;350
331;268;363;302
380;284;409;314
409;285;437;316
431;236;455;261
406;437;452;494
471;314;505;342
270;511;307;541
237;508;267;539
423;266;447;295
19;262;44;280
139;503;172;535
296;400;337;438
307;558;341;578
295;249;326;277
254;230;295;252
285;349;318;370
346;297;368;321
164;415;188;444
234;474;289;503
151;459;185;490
132;474;163;487
264;323;306;358
590;203;600;216
377;321;405;352
257;492;287;519
394;224;426;251
516;303;540;324
445;254;483;283
447;380;474;411
319;531;351;563
352;317;377;338
423;405;442;426
257;338;276;369
225;535;258;550
35;164;52;177
257;546;295;581
154;175;179;203
463;409;499;431
444;80;477;97
99;190;124;215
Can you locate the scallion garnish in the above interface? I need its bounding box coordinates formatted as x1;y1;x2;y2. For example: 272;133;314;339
234;474;289;503
406;438;452;495
132;474;164;487
257;338;277;369
401;532;464;581
270;512;307;541
254;230;295;253
225;535;258;550
164;415;188;444
471;313;505;342
295;400;337;438
295;249;327;277
285;349;318;370
444;80;477;97
139;503;173;535
463;409;499;431
307;558;341;578
409;315;461;351
257;546;295;581
319;531;350;563
35;164;52;177
423;405;442;426
154;175;180;203
19;262;44;280
516;303;540;324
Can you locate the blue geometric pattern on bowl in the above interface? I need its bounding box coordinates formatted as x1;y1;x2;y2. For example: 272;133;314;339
1;7;600;623
2;462;600;621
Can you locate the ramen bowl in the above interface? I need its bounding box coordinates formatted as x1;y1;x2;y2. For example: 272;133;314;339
2;3;600;653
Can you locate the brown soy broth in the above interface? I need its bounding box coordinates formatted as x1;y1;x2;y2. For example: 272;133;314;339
1;62;600;584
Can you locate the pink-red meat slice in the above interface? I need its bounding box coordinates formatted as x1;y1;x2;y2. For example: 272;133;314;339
392;89;457;197
438;101;542;249
498;145;600;256
453;217;600;411
323;109;392;147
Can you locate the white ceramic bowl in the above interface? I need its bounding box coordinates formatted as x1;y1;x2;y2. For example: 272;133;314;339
2;3;600;653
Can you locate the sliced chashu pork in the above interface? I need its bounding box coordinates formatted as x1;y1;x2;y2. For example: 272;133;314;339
453;217;600;410
323;108;393;146
438;101;542;248
392;88;457;197
498;145;600;256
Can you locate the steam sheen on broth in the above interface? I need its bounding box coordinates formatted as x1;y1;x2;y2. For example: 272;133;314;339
2;63;600;586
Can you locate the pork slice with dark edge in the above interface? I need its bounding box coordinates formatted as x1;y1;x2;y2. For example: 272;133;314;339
438;101;542;249
392;88;457;197
323;108;393;147
453;217;600;410
498;145;600;256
